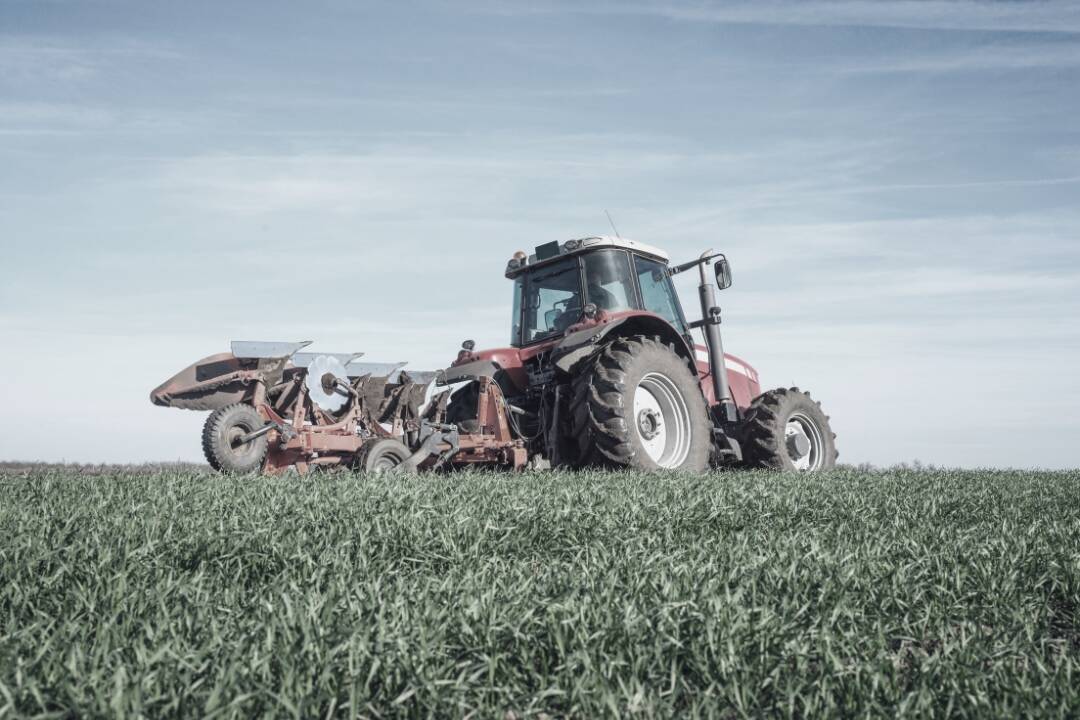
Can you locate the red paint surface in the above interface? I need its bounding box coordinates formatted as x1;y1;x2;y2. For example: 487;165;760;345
453;322;762;409
693;347;760;409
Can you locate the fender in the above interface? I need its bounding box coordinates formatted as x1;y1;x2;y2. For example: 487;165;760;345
551;312;696;374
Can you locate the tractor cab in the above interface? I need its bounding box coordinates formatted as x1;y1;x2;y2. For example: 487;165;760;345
506;237;687;347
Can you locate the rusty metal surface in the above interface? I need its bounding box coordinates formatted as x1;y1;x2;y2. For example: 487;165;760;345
150;341;488;475
149;353;258;411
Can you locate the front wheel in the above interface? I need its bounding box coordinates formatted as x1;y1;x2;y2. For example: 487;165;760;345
739;388;837;471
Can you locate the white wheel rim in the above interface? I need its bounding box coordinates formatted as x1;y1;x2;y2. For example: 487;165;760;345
633;372;692;468
785;412;824;471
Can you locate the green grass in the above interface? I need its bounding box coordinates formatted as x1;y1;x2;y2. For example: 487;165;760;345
1;468;1078;719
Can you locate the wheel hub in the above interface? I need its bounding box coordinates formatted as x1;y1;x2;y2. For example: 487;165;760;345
786;430;810;459
637;408;662;440
633;372;692;468
784;413;824;471
226;424;257;457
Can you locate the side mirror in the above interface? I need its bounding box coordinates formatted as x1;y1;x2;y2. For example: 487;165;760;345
714;255;732;290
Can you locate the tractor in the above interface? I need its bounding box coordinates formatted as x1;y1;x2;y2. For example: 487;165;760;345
151;237;836;473
443;236;836;472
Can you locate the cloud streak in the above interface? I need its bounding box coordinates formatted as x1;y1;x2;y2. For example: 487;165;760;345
471;0;1080;34
0;36;183;85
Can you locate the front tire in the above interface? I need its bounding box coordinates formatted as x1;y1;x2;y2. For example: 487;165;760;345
570;336;712;471
739;388;837;470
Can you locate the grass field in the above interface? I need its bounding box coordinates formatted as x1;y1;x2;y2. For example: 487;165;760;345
1;467;1078;718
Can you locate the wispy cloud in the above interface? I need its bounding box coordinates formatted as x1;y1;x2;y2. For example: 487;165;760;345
838;41;1080;74
0;36;182;85
650;0;1080;34
0;101;230;138
470;0;1080;34
152;139;722;216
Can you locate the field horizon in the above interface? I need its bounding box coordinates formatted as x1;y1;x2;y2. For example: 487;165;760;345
2;466;1078;717
2;459;1065;474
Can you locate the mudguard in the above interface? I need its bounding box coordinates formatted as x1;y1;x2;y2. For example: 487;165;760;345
550;314;696;374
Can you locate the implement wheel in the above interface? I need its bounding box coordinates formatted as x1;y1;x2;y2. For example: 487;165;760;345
354;439;415;475
570;336;712;472
739;388;838;471
202;403;270;473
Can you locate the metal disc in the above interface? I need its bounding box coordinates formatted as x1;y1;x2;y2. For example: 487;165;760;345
304;355;349;413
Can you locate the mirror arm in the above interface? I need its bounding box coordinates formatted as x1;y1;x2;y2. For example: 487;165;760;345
666;250;723;278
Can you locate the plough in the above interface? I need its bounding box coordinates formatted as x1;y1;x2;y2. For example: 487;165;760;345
151;340;526;474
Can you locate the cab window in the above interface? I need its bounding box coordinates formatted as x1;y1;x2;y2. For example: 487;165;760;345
634;256;686;331
582;249;635;313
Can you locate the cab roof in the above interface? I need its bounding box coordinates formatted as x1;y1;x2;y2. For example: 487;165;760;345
505;236;669;278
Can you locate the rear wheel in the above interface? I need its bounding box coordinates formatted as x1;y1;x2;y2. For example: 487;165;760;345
739;388;837;470
570;336;712;471
202;403;269;473
354;438;414;474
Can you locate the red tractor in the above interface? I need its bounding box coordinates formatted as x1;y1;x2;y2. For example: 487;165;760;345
443;236;836;472
151;237;836;473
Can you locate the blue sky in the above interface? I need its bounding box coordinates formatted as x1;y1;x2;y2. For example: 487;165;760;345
1;0;1078;468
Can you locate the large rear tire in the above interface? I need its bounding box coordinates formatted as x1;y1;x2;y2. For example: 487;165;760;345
739;388;838;471
202;403;270;473
569;336;712;471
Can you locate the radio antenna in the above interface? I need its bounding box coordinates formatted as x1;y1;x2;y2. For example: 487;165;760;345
604;209;621;239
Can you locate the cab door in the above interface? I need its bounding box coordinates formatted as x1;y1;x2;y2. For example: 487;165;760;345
633;255;689;333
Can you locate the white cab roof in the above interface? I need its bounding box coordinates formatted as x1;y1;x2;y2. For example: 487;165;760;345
507;236;669;277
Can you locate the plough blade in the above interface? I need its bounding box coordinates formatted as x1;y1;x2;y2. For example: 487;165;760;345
230;340;312;359
293;352;364;368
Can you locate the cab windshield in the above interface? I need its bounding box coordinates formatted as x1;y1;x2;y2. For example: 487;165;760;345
512;249;638;346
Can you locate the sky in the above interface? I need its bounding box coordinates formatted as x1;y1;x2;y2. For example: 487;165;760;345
1;0;1078;468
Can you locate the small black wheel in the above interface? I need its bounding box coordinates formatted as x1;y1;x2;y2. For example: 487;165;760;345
354;438;414;474
569;335;713;472
739;388;838;471
202;403;270;473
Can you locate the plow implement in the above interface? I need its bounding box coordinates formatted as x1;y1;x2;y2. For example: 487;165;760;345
151;341;526;474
